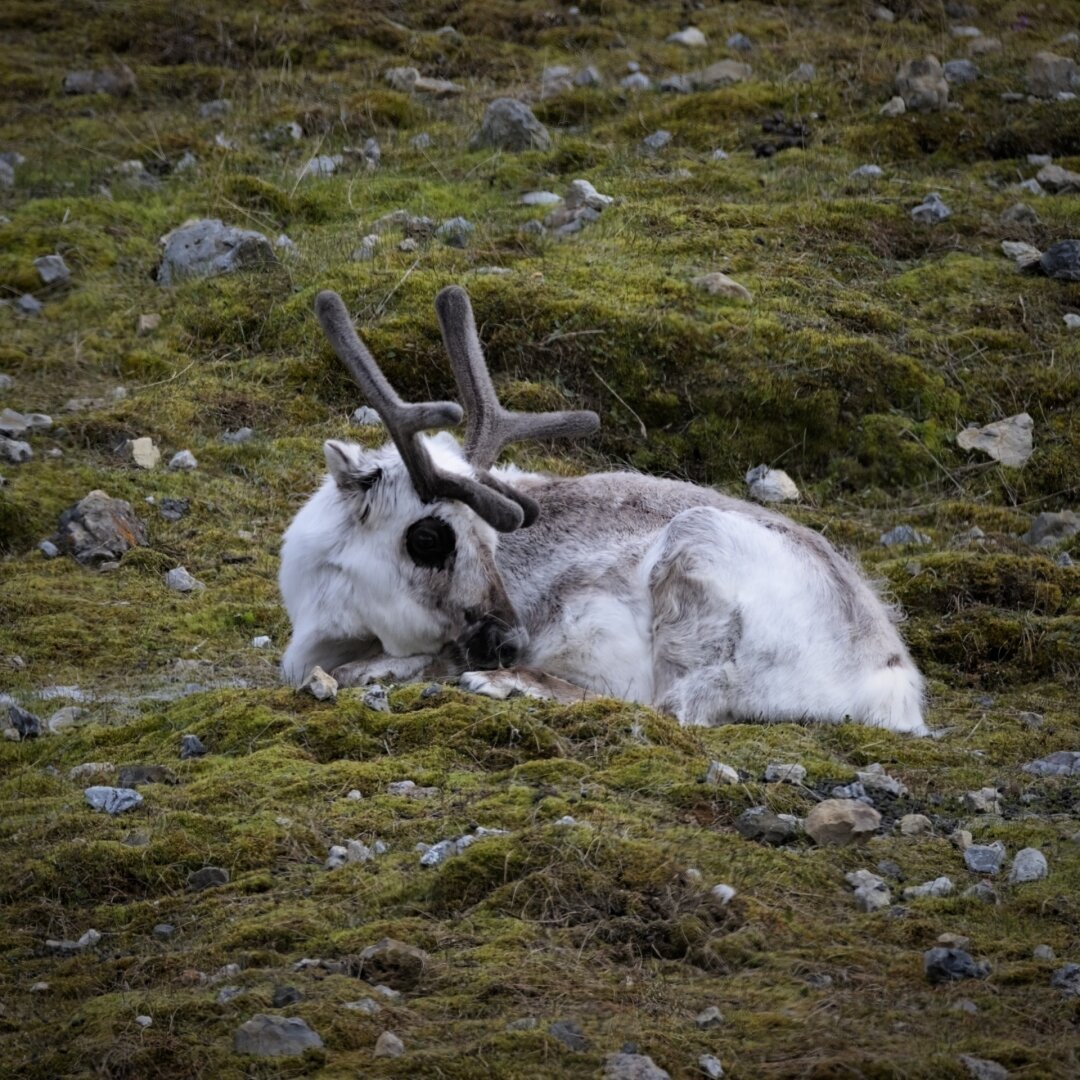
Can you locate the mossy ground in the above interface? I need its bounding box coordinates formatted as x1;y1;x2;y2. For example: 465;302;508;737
1;1;1078;1077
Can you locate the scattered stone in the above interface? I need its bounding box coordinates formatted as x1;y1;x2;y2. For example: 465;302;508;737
846;869;891;912
964;787;1002;814
666;27;707;48
764;762;806;784
880;96;906;117
156;219;275;286
896;56;949;111
165;567;205;593
85;786;143;814
903;876;955;899
1016;178;1046;198
574;66;603;88
233;1014;323;1057
642;129;672;154
1008;847;1048;883
880;525;930;547
806;800;881;846
198;98;230;118
153;923;174;938
520;191;561;206
695;1006;725;1029
302;666;337;701
549;1019;589;1052
34;254;71;285
62;64;136;97
118;764;176;786
692;272;752;301
944;59;979;84
1001;240;1042;270
735;807;800;845
1036;164;1080;195
68;762;114;781
356;938;431;991
789;62;816;83
964;880;998;904
690;61;753;90
45;928;101;952
960;1056;1009;1080
180;733;207;759
899;813;932;836
409;132;433;152
0;435;32;463
6;703;41;740
168;449;197;470
187;866;229;891
710;883;736;906
957;413;1033;468
1050;964;1080;995
1024;511;1079;547
851;164;883;179
706;761;740;784
727;32;753;52
435;217;475;248
1033;944;1055;961
17;293;43;316
1040;240;1080;281
911;192;951;223
1065;314;1080;329
1023;750;1080;777
124;436;160;470
964;842;1006;874
47;706;86;733
856;764;908;798
660;74;694;94
374;1031;405;1058
621;72;652;92
699;1056;725;1079
1027;52;1079;99
745;465;798;502
222;426;254;445
136;313;161;337
924;947;989;983
470;99;551;152
345;998;381;1014
1001;202;1039;226
0;373;12;391
603;1052;670;1080
217;986;243;1004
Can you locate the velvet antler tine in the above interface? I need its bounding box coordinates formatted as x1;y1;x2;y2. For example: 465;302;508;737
435;285;601;470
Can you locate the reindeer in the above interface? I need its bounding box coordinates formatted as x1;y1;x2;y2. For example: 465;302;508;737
279;287;927;735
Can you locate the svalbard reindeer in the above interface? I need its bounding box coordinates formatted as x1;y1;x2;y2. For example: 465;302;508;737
279;287;927;735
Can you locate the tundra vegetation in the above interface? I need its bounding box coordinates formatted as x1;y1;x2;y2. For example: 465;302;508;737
0;1;1078;1077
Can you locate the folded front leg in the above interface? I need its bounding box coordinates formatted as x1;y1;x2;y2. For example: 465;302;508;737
459;667;597;705
332;653;446;687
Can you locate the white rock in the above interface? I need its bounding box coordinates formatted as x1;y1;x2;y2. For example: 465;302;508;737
565;179;614;210
699;1055;725;1079
710;883;736;906
706;761;740;784
300;154;343;179
1064;314;1080;329
520;191;562;206
168;449;197;470
303;666;338;701
251;635;271;648
346;789;364;800
1008;847;1048;883
666;27;707;48
880;95;906;117
126;436;160;469
135;1015;153;1028
746;465;799;502
902;876;955;899
957;413;1033;468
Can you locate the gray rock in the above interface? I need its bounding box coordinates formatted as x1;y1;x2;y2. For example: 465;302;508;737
45;928;101;951
520;191;561;206
1001;240;1042;270
746;465;799;502
17;294;43;316
911;192;951;223
727;32;753;52
603;1053;670;1080
641;129;672;154
806;800;881;846
880;96;906;117
164;567;205;592
695;1005;725;1029
1033;944;1055;961
384;66;419;92
159;498;189;522
436;217;475;247
1040;240;1080;281
222;426;254;444
1050;963;1080;995
153;923;174;938
903;876;955;899
364;686;390;712
574;66;603;87
964;842;1005;874
620;72;652;91
850;164;883;179
233;1014;323;1057
118;764;176;786
699;1056;725;1079
187;866;229;891
857;763;909;797
62;65;136;97
667;27;708;48
84;786;144;814
706;761;740;784
302;666;337;701
896;56;949;111
374;1031;405;1058
356;937;431;990
47;705;86;733
1023;750;1080;777
469;99;551;152
0;373;13;390
361;137;381;169
764;762;806;784
659;75;694;93
1008;847;1048;883
963;787;1002;813
217;986;243;1004
690;61;752;90
180;733;207;759
7;703;41;739
53;492;150;565
198;98;231;118
34;254;71;285
0;435;32;463
880;524;930;547
1001;202;1039;226
963;881;998;904
1036;164;1080;194
944;59;980;84
1023;510;1079;547
960;1056;1009;1080
409;132;433;150
924;947;990;983
735;806;799;845
957;412;1033;468
168;449;197;470
345;998;381;1014
156;219;276;287
1027;52;1079;98
352;235;379;261
548;1019;589;1051
790;62;816;82
1016;178;1046;197
899;813;932;836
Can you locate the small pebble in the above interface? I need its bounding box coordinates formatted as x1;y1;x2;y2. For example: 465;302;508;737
168;449;197;470
134;1015;153;1028
251;635;271;648
695;1005;725;1029
699;1056;725;1079
1033;944;1055;961
706;760;739;784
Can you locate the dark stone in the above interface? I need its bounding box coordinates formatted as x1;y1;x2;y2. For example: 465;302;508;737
53;490;149;565
153;923;175;938
159;498;190;522
355;938;431;990
118;764;178;786
469;99;552;152
233;1014;323;1057
271;986;302;1008
923;947;990;984
734;806;798;845
1050;963;1080;996
9;703;42;739
1040;239;1080;282
549;1019;590;1051
180;733;208;759
187;866;229;891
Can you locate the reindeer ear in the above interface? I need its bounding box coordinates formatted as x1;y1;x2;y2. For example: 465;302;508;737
323;440;382;492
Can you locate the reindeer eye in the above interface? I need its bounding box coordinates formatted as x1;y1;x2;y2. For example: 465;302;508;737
405;517;456;569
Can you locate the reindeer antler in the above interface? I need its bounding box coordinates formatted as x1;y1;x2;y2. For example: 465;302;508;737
315;290;528;533
434;285;600;472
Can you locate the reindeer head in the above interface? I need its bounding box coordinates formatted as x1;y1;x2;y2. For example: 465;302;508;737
310;286;598;669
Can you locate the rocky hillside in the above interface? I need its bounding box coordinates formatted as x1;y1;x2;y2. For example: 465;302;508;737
1;1;1078;1077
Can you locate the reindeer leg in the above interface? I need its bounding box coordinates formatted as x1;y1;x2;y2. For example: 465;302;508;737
459;668;597;705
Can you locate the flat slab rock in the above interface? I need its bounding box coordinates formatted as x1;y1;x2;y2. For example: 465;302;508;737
469;99;551;152
53;490;148;565
602;1052;671;1079
233;1014;323;1057
1023;750;1080;777
156;219;276;286
956;412;1033;467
